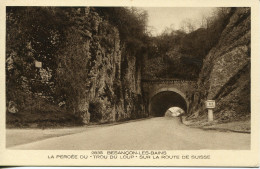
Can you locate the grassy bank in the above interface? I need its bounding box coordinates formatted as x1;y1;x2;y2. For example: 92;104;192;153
182;115;250;133
6;111;83;128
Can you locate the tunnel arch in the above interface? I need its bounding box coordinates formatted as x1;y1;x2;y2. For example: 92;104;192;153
148;88;188;117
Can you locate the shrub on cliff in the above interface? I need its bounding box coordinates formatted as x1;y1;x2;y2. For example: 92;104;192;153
88;99;104;122
94;7;148;56
6;7;93;125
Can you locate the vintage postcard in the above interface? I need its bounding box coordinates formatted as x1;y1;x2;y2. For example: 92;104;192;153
0;0;259;167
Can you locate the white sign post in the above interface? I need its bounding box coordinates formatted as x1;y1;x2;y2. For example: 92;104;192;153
35;61;42;68
205;100;215;122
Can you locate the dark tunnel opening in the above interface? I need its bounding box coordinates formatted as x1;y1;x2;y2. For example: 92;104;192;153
149;91;187;117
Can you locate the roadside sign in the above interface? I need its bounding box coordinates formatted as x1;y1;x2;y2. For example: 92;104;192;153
35;61;42;68
205;100;215;109
205;100;215;122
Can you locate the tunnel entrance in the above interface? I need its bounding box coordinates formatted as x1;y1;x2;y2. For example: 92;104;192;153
149;91;187;117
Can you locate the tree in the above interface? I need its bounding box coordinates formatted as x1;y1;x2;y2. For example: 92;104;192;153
180;19;195;33
143;7;234;80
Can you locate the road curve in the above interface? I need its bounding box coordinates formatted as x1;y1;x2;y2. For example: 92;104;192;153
10;117;250;150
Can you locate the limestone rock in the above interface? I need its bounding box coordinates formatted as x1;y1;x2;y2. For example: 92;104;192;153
191;7;251;122
78;9;145;123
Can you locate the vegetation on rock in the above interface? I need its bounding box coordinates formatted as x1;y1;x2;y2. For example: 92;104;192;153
6;7;148;127
143;8;234;80
188;7;251;123
6;7;250;128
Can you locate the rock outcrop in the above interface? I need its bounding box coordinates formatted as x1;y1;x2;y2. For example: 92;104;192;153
189;8;251;122
70;8;146;123
6;7;147;127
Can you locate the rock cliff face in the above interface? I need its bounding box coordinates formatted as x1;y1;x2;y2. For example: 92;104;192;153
189;8;250;122
6;7;146;127
73;8;145;123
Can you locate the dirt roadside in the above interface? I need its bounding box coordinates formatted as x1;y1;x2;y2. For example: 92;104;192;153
181;116;250;133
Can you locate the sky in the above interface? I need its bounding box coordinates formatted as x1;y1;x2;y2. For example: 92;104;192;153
139;7;216;36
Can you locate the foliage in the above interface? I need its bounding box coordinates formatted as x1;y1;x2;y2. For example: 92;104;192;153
94;7;149;56
88;99;104;122
144;7;234;80
7;7;92;112
6;110;83;128
6;7;67;107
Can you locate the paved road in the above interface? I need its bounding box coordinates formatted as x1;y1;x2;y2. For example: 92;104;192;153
10;117;250;150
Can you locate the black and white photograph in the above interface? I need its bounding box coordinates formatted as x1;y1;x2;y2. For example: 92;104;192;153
0;0;259;167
